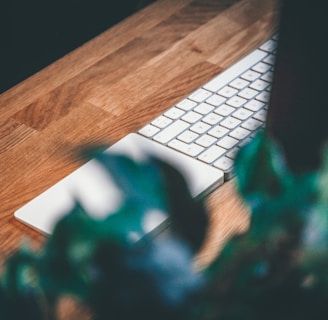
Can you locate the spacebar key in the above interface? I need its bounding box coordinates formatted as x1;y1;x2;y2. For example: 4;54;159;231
153;120;189;144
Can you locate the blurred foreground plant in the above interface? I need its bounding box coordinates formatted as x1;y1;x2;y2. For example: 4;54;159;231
0;153;207;320
201;132;328;320
1;132;328;319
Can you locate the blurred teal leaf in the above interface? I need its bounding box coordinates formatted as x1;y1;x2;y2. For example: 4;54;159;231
234;132;318;239
5;137;328;320
1;248;44;320
102;203;148;243
94;153;168;213
37;152;208;305
317;145;328;207
199;132;326;320
234;131;293;205
151;158;208;252
88;236;203;320
300;146;328;288
38;204;98;301
95;152;208;251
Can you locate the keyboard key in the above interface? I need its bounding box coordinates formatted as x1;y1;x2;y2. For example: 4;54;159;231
189;88;212;102
263;54;276;66
152;115;172;128
241;118;263;131
176;99;197;111
260;39;277;52
217;136;239;149
226;147;239;159
208;125;229;138
215;104;235;116
194;102;215;115
196;134;216;147
218;86;238;98
214;156;234;171
252;62;271;74
169;139;204;157
230;127;251;140
261;70;274;82
182;111;202;123
206;94;226;106
164;107;185;119
178;130;198;143
138;124;160;137
241;69;261;82
226;96;247;108
153;119;189;143
202;112;223;125
198;145;226;164
229;78;249;90
244;99;265;111
190;121;211;134
239;137;252;147
220;116;242;129
254;109;267;122
232;108;253;120
238;87;259;100
249;79;270;91
256;91;271;103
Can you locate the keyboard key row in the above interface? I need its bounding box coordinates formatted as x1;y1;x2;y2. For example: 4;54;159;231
148;96;266;138
203;49;268;92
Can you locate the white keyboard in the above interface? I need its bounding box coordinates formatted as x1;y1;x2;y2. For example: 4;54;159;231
138;35;278;180
14;34;279;235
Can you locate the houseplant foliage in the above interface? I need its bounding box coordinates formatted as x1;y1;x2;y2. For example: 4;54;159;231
1;131;328;319
201;132;328;320
0;152;207;320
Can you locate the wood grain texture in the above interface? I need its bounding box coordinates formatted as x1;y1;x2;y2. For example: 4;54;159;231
0;0;279;274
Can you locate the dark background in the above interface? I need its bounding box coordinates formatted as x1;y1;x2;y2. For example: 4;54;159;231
267;0;328;172
1;0;154;93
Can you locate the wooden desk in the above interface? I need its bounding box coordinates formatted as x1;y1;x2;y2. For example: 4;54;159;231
0;0;279;267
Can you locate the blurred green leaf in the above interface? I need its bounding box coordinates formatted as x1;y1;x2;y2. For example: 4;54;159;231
234;131;293;205
234;132;318;239
199;132;327;320
95;153;168;212
1;248;44;320
38;204;98;301
152;158;208;252
88;237;204;320
3;137;328;320
95;153;208;251
300;146;328;289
